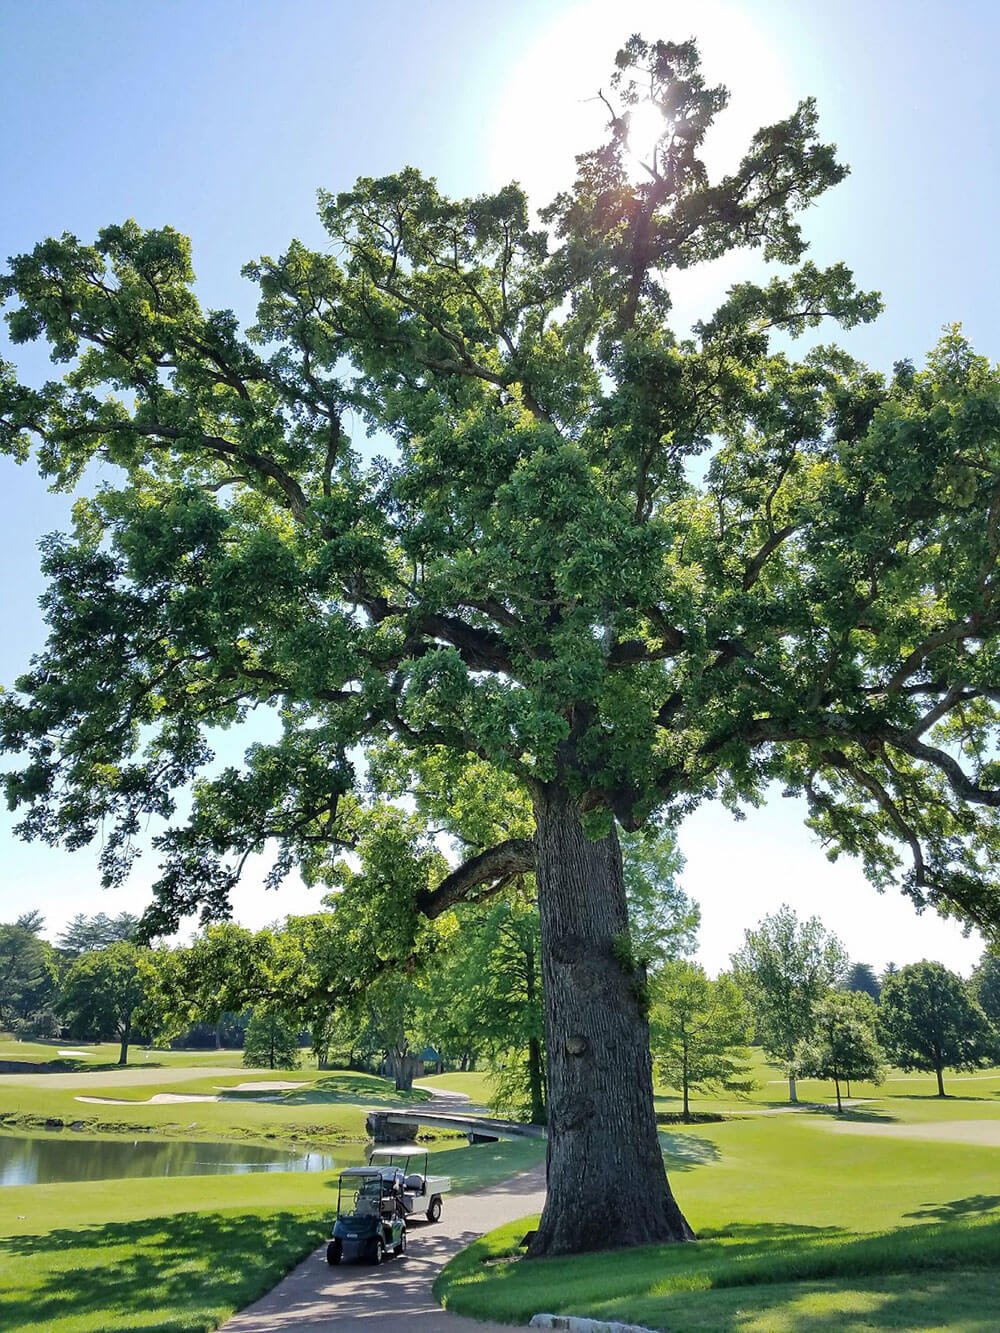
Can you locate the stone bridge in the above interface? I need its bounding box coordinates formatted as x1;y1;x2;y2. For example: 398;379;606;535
365;1107;546;1144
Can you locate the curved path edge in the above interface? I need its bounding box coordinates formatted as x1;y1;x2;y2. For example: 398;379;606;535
218;1163;547;1332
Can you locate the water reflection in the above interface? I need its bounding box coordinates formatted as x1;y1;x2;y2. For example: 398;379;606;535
0;1132;337;1186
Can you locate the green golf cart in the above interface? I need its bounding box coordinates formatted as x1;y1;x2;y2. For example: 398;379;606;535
326;1166;406;1265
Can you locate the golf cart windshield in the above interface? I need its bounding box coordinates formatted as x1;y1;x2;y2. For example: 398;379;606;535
337;1171;383;1218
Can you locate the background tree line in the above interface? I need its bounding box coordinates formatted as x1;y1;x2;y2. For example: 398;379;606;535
5;884;1000;1113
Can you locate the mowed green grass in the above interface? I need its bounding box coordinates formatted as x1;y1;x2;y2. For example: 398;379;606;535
7;1042;1000;1331
0;1050;434;1147
0;1043;543;1330
437;1063;1000;1331
0;1118;542;1331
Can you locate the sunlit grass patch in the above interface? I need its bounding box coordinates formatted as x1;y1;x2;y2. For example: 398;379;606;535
436;1213;1000;1330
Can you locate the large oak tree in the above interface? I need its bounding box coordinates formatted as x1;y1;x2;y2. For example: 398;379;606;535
4;37;1000;1253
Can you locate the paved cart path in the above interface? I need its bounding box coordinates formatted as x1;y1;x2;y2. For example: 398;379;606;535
219;1164;547;1332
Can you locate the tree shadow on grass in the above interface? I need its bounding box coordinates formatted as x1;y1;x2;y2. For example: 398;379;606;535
658;1130;721;1170
890;1093;991;1103
904;1195;1000;1220
0;1209;322;1331
801;1104;897;1123
697;1220;843;1241
258;1074;431;1107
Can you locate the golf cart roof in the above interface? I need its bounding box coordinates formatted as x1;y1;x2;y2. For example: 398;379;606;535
370;1144;425;1156
339;1166;384;1177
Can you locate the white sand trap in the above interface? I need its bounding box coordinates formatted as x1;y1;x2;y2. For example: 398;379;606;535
75;1092;220;1105
821;1118;1000;1146
223;1081;309;1092
57;1049;92;1058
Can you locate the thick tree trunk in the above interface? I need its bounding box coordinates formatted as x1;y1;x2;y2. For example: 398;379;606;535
118;1017;131;1067
788;1071;798;1103
528;782;694;1256
387;1049;421;1091
834;1076;842;1113
935;1061;946;1097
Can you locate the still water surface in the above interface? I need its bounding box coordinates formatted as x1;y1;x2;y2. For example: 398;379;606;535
0;1132;337;1186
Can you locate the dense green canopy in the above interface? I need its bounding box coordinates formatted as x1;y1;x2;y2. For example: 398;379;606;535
4;35;1000;1253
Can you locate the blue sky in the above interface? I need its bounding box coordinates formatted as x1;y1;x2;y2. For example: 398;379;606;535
1;0;998;971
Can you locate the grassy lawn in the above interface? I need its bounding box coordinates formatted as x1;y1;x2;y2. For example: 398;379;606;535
7;1041;1000;1330
0;1138;543;1332
414;1070;495;1102
0;1042;543;1330
0;1058;437;1148
436;1062;1000;1331
437;1214;1000;1331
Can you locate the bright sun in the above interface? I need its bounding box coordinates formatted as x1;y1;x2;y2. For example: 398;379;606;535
488;0;797;329
625;100;668;183
489;0;793;200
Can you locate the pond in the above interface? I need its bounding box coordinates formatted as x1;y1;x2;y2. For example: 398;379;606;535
0;1132;338;1186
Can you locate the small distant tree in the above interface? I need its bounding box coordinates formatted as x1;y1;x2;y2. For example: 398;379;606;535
843;962;881;1003
242;1008;301;1070
0;919;57;1027
57;912;140;956
649;963;755;1121
58;941;150;1064
731;906;847;1102
14;1008;61;1039
879;961;997;1097
795;990;884;1112
969;952;1000;1029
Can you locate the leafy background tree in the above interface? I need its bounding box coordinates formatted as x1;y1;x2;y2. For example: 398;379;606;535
242;1008;301;1071
0;914;57;1034
57;941;152;1064
795;989;884;1112
878;961;997;1097
621;825;699;968
843;962;881;1003
8;33;1000;1254
436;891;547;1123
969;952;1000;1030
731;906;847;1101
57;911;140;957
649;962;755;1120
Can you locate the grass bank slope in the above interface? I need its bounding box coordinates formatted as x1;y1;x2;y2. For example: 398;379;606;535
438;1072;1000;1331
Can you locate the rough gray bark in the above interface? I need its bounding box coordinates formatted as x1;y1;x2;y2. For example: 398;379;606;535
387;1048;422;1091
527;782;694;1256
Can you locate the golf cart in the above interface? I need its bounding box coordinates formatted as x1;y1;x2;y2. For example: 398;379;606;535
326;1167;406;1265
368;1144;450;1223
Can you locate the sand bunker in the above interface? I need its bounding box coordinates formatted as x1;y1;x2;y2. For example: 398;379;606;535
75;1092;220;1105
821;1118;1000;1147
57;1049;92;1058
73;1080;310;1106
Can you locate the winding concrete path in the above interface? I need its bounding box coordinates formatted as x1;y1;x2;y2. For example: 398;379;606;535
219;1164;546;1332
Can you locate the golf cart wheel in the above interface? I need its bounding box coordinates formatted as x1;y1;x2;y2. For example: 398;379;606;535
326;1239;342;1266
426;1195;442;1223
394;1227;407;1257
370;1236;384;1265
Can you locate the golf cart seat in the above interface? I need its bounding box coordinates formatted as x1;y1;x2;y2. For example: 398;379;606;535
404;1173;425;1194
